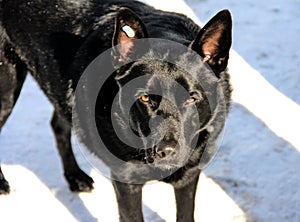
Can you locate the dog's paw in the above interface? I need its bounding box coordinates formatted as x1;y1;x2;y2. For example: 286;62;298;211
0;178;10;195
65;169;94;192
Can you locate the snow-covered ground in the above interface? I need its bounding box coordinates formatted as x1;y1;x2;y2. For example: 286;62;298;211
1;0;299;221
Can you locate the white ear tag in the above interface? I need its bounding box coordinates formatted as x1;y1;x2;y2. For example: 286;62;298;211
122;25;135;38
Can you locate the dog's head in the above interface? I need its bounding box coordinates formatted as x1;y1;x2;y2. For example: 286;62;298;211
94;8;232;172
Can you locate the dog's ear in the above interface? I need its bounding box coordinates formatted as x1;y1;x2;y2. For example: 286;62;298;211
112;7;148;66
191;10;232;74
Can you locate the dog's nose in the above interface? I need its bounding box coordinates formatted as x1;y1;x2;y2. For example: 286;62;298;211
156;145;176;159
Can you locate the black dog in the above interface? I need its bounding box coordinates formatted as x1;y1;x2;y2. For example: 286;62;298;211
0;0;232;221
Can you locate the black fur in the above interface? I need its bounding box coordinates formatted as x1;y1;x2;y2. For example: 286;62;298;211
0;1;232;221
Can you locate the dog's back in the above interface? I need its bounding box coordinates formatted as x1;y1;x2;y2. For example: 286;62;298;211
0;0;201;118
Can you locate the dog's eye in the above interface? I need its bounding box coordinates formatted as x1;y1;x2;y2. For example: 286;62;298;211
184;97;197;105
140;95;150;103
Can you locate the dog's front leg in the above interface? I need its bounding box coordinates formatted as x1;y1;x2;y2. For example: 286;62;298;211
174;171;200;222
112;180;144;222
0;167;10;194
51;110;94;192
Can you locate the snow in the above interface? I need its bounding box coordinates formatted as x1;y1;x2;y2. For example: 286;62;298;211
1;0;300;221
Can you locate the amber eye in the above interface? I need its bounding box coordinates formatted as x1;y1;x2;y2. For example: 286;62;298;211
185;97;197;105
140;95;150;103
